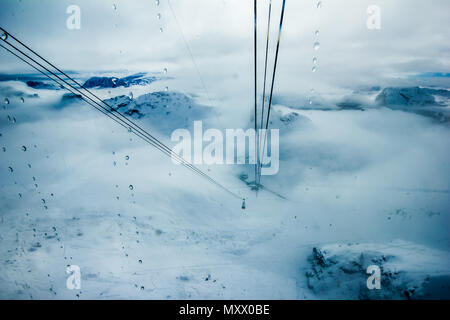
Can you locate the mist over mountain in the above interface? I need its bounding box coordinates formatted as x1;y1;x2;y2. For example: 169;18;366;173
0;0;449;300
1;69;449;299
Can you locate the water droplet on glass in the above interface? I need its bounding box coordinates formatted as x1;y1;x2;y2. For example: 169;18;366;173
317;1;322;9
4;98;9;105
159;27;164;33
112;77;118;87
313;57;318;65
125;155;130;160
112;4;117;10
129;185;134;190
1;31;7;41
309;99;313;105
138;259;142;264
164;86;169;92
8;166;13;173
157;13;162;20
20;97;25;103
163;68;168;75
21;146;27;151
155;0;160;6
313;42;320;51
129;92;133;99
315;30;319;37
41;199;46;204
2;146;6;152
312;66;317;73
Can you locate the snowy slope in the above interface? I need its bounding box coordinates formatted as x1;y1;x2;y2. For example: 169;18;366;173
83;73;160;89
0;74;449;300
103;91;218;135
306;241;450;299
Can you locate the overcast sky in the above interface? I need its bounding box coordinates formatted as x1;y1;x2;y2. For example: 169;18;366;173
1;0;449;102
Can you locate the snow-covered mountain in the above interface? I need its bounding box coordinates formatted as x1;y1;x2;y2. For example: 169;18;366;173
375;87;438;106
25;81;61;91
0;71;449;300
104;91;217;135
82;73;160;89
306;241;450;299
0;72;162;92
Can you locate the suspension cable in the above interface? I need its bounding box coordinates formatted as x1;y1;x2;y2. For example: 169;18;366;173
253;0;258;184
258;0;273;182
0;28;241;200
258;0;286;184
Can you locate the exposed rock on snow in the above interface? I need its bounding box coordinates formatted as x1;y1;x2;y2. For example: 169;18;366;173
374;87;450;122
26;80;61;90
375;87;437;106
83;73;159;89
336;94;374;111
104;91;216;134
336;100;364;111
267;110;312;131
305;241;450;300
279;112;302;125
61;93;83;103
